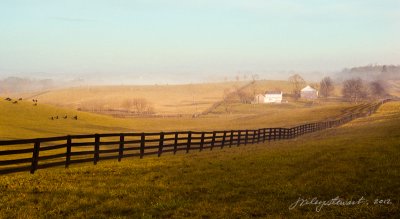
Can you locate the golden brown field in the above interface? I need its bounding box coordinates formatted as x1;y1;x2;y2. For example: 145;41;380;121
16;80;294;115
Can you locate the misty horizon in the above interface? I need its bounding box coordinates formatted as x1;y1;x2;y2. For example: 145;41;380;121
1;0;399;85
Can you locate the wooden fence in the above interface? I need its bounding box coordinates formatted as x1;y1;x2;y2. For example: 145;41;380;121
0;100;392;175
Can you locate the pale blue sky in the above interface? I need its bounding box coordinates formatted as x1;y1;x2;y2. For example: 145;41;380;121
0;0;399;84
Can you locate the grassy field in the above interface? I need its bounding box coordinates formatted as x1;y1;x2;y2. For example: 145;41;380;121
1;95;359;140
0;101;398;218
16;81;250;115
11;80;295;115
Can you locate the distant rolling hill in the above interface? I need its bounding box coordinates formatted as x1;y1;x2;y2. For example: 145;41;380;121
334;64;400;97
0;98;135;140
336;64;400;81
14;80;293;116
1;91;357;140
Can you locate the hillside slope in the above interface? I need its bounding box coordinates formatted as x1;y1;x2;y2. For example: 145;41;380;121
0;102;398;218
0;98;134;139
19;81;249;115
14;80;293;115
1;97;359;140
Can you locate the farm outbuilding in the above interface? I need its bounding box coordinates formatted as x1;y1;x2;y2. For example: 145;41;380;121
265;91;283;103
301;85;318;99
254;91;283;104
254;94;265;104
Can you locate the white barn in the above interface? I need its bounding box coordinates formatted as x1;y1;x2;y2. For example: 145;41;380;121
265;91;283;103
301;85;318;99
254;91;283;104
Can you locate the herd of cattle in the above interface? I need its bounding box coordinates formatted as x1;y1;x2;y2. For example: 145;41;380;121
3;97;78;120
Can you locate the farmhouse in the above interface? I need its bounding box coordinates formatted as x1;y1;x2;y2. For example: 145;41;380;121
254;91;283;104
301;85;318;99
265;91;283;103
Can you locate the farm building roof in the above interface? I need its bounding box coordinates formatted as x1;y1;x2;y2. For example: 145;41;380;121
301;85;317;92
265;91;282;95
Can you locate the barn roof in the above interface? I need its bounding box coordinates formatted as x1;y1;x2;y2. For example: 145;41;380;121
265;91;282;95
301;85;316;92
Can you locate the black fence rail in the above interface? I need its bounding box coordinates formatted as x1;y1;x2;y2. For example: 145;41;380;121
0;99;392;175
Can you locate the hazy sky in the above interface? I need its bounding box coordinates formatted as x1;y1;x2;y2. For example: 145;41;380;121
0;0;399;84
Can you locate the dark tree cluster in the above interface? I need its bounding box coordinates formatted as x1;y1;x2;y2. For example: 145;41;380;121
319;77;334;98
288;74;306;100
341;78;387;103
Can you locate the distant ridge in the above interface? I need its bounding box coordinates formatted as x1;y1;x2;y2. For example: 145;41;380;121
337;64;400;81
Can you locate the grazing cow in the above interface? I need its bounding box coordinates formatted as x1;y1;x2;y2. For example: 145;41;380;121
73;115;78;120
33;103;37;106
18;98;22;101
63;115;68;119
5;97;12;101
12;101;18;104
50;116;54;120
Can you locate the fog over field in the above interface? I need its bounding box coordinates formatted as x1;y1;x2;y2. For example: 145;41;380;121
1;1;400;218
1;0;399;86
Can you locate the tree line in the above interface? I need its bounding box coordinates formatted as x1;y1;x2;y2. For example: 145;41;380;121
288;74;387;102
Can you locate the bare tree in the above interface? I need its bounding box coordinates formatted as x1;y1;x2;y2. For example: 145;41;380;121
221;88;235;114
123;98;154;114
288;74;306;100
368;80;387;99
342;78;367;103
235;89;251;104
320;77;334;98
250;74;259;97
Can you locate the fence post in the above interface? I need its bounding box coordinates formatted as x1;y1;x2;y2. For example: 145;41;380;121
237;131;241;146
268;128;272;141
229;130;234;147
158;132;164;157
252;130;256;144
221;131;226;149
173;132;178;154
186;132;192;153
118;134;124;162
30;140;40;174
94;134;100;165
210;131;216;150
140;133;145;159
285;129;288;139
291;128;294;139
263;128;266;143
245;130;249;145
65;135;71;168
200;132;205;151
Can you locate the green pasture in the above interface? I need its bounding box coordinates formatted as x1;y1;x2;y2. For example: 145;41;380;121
0;102;398;218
